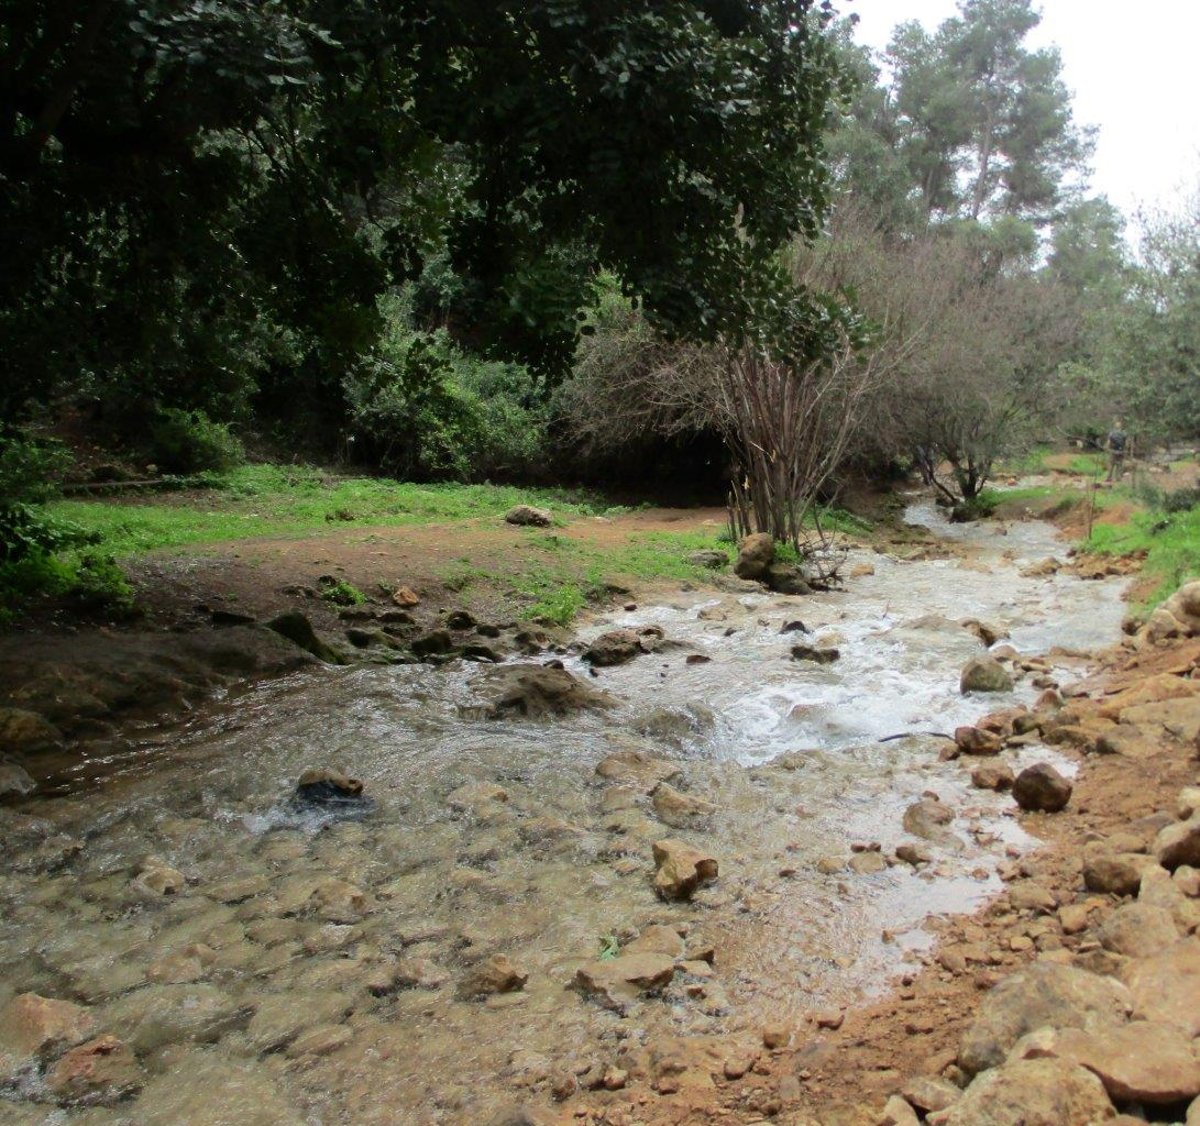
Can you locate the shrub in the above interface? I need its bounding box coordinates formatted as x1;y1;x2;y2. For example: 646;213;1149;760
146;408;245;475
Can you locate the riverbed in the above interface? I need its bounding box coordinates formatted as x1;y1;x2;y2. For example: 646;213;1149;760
0;502;1128;1124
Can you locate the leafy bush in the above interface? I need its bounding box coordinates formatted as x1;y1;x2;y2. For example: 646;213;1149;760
146;408;245;475
345;295;549;482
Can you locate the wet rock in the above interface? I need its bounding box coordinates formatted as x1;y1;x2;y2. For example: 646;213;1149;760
1010;1021;1200;1105
631;708;714;751
960;618;1009;647
1083;847;1160;895
734;533;775;580
1123;936;1200;1035
958;963;1132;1075
766;565;812;595
895;843;932;867
44;1034;142;1106
308;878;371;923
481;664;614;719
943;1058;1113;1126
0;707;62;756
0;758;35;798
955;726;1003;755
790;644;839;664
1097;902;1180;957
686;550;729;570
504;505;552;527
394;957;449;991
266;611;347;664
459;954;529;999
960;657;1013;694
391;584;420;607
1019;557;1063;578
412;629;454;659
447;781;509;812
848;851;887;875
902;798;954;841
102;984;252;1053
134;1052;297;1126
652;838;718;901
0;993;95;1073
246;990;354;1052
576;953;676;1011
651;784;717;828
1155;816;1200;871
816;855;847;874
1012;763;1072;812
583;630;645;667
285;1024;353;1058
624;925;686;960
971;762;1014;791
132;857;186;897
295;767;365;806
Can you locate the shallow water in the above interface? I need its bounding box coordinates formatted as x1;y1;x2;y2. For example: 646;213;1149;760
0;502;1128;1123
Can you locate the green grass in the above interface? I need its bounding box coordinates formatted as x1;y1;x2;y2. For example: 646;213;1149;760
997;445;1054;475
46;464;618;558
1086;503;1200;608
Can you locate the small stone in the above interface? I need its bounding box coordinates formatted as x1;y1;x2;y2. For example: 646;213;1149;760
652;838;718;901
762;1024;790;1050
960;657;1014;694
815;1009;843;1030
955;726;1003;755
971;762;1015;791
458;954;529;999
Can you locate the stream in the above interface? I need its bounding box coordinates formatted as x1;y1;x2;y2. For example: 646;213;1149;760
0;501;1128;1124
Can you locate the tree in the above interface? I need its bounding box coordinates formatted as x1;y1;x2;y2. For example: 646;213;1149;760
0;0;847;439
885;0;1093;227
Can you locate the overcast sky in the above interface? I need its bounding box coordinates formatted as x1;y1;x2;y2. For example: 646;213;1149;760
841;0;1200;224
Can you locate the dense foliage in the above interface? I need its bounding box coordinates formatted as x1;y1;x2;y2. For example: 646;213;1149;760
2;0;845;445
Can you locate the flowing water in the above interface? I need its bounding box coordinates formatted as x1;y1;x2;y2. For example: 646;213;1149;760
0;502;1128;1124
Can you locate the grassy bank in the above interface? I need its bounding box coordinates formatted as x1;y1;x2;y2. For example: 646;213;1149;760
1085;503;1200;608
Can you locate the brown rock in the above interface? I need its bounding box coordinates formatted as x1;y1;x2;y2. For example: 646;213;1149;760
1012;763;1072;812
595;747;681;791
1123;936;1200;1035
0;707;62;754
392;585;421;606
958;963;1132;1075
583;630;644;668
901;1075;959;1114
576;953;675;1011
960;657;1014;694
652;838;718;901
504;505;552;527
1156;816;1200;871
458;954;529;999
44;1034;142;1106
1097;902;1180;958
1083;848;1160;895
0;993;95;1059
762;1024;791;1050
624;925;686;960
944;1058;1113;1126
971;762;1014;791
879;1095;920;1125
734;533;775;580
955;726;1003;755
1010;1021;1200;1104
652;783;717;828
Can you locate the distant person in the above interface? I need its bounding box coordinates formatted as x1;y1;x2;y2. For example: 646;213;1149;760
1105;419;1128;482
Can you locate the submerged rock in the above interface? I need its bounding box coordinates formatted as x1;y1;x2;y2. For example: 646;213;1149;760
652;783;717;828
652;838;718;901
595;747;681;791
458;954;529;999
583;629;646;668
44;1033;143;1107
790;644;839;664
0;758;36;798
480;664;614;719
0;993;95;1071
576;953;676;1011
296;767;365;806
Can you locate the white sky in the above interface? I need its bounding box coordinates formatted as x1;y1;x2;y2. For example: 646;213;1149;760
841;0;1200;222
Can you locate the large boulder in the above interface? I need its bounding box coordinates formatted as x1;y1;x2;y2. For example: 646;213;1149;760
1083;846;1160;895
652;839;718;901
651;784;717;828
479;664;614;719
1009;1022;1200;1105
583;629;657;668
1012;763;1072;813
960;657;1013;694
733;533;775;581
0;707;62;755
958;963;1132;1075
943;1058;1114;1126
504;505;553;527
1123;936;1200;1036
1097;903;1180;958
